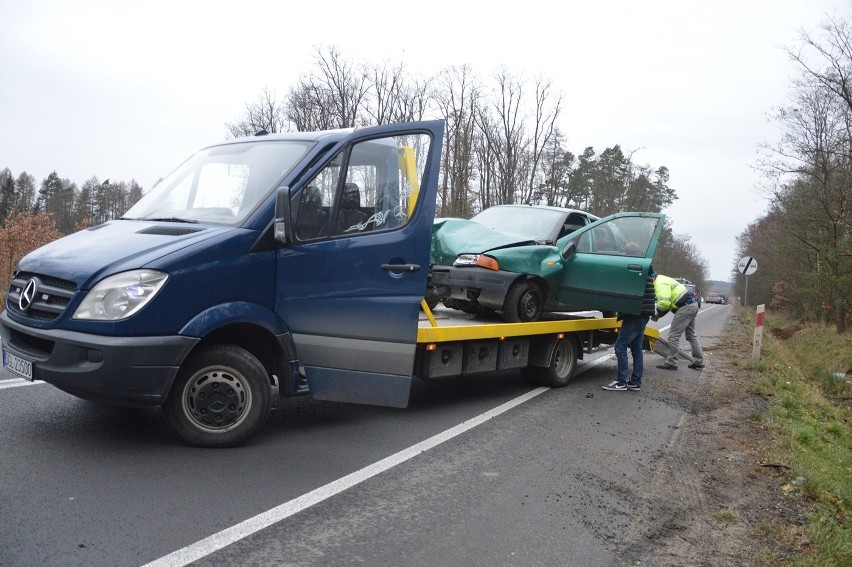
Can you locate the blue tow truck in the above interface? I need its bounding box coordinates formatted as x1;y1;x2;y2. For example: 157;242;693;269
1;120;662;447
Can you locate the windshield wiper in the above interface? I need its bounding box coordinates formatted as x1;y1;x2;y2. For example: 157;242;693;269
140;217;199;224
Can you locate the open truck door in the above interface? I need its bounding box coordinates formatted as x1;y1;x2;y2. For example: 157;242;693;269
274;120;444;408
556;212;665;315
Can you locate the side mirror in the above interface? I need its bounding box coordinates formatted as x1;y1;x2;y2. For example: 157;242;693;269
274;186;292;243
561;240;576;260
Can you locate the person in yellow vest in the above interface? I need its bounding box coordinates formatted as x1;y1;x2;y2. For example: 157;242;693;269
651;270;705;370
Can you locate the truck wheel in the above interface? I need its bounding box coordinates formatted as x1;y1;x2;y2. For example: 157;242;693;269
503;281;543;322
524;337;577;387
163;344;271;447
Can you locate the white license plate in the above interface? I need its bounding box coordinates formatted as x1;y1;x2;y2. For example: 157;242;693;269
3;348;33;381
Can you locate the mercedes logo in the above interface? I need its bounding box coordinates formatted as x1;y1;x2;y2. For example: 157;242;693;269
19;278;38;311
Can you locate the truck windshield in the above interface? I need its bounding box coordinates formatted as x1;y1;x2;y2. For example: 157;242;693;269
123;140;314;225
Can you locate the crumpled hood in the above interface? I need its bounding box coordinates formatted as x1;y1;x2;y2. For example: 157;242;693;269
431;218;535;265
16;220;232;289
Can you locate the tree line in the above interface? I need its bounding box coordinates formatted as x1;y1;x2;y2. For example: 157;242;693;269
0;169;143;233
738;12;852;332
226;46;707;286
227;47;679;220
0;45;712;298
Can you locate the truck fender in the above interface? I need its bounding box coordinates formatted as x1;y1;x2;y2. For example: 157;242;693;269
179;302;289;338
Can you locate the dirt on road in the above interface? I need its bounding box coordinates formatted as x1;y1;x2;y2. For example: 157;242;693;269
614;317;808;566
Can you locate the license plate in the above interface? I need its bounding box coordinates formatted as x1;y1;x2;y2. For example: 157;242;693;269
3;348;33;381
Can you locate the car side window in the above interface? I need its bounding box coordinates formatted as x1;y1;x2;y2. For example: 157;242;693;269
575;216;660;256
558;212;591;239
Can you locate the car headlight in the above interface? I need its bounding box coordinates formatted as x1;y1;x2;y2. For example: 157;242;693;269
73;270;169;320
453;254;499;271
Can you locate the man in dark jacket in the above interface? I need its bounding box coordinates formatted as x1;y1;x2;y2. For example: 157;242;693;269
603;264;657;392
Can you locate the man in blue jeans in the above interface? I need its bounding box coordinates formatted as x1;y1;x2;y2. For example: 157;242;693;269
603;269;656;392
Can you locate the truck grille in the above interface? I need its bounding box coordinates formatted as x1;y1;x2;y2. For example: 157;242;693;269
6;271;77;321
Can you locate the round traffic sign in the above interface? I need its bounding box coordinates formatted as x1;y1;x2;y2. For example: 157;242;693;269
738;256;758;276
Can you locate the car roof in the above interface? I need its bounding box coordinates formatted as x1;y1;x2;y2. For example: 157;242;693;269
476;204;600;219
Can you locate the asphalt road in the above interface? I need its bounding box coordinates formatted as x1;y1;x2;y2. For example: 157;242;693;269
0;304;731;567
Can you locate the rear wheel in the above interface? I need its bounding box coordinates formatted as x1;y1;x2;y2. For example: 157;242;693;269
523;337;578;387
163;344;271;447
503;280;543;322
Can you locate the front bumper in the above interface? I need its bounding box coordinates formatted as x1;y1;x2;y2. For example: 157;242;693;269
430;265;518;310
0;311;199;406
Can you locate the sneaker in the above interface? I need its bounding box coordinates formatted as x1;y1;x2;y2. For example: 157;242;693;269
656;363;677;370
688;363;705;369
602;380;627;391
626;381;641;391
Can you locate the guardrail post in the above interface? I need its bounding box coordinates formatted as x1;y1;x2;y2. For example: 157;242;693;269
752;304;765;361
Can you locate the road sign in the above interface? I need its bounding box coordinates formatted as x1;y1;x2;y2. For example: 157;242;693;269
738;256;758;276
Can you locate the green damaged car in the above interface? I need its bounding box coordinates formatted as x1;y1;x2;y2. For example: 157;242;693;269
428;205;666;322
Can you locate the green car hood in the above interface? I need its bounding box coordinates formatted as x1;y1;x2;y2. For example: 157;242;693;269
431;218;536;266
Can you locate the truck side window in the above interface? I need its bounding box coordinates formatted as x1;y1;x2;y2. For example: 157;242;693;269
296;185;329;240
295;154;340;241
297;133;431;240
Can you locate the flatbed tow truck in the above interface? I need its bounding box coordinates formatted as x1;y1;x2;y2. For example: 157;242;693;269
1;119;669;447
415;302;662;387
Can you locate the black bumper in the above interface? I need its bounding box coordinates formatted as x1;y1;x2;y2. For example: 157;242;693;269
0;311;199;406
430;265;518;310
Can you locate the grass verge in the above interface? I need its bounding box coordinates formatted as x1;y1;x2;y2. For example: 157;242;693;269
733;306;851;566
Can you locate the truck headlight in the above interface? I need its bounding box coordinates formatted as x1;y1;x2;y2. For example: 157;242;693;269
73;270;169;320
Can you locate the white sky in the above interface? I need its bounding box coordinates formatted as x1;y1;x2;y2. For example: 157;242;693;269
1;0;849;281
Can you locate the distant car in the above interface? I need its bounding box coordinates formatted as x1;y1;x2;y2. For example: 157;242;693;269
718;294;728;305
675;278;702;308
705;292;723;304
429;204;666;322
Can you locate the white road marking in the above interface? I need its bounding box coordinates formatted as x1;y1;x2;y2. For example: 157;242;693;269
0;378;45;389
143;352;615;567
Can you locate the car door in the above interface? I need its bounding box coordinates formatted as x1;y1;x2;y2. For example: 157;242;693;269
275;120;444;408
556;212;665;315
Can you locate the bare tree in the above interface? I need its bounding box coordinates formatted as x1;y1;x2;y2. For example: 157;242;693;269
363;59;430;125
432;65;481;217
521;77;562;205
755;14;852;331
477;67;528;205
225;87;289;138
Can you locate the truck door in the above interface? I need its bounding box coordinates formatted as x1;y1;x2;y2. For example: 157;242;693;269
556;213;665;315
276;121;444;408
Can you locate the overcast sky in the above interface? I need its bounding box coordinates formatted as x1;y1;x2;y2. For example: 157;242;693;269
1;0;849;281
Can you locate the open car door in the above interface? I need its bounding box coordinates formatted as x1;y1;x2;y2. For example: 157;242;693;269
556;212;665;315
276;120;444;408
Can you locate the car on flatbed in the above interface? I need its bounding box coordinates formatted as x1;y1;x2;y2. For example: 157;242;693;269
429;204;665;322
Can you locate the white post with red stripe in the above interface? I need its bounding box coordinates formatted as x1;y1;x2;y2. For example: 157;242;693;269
752;304;765;361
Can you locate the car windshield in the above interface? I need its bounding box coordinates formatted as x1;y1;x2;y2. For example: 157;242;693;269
123;140;314;225
470;206;565;242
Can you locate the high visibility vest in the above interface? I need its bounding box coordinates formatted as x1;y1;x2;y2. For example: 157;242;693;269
653;274;691;313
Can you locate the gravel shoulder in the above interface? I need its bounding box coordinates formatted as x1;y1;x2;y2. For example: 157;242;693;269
615;319;806;566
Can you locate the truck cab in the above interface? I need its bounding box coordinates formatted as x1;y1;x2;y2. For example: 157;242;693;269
1;121;445;447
